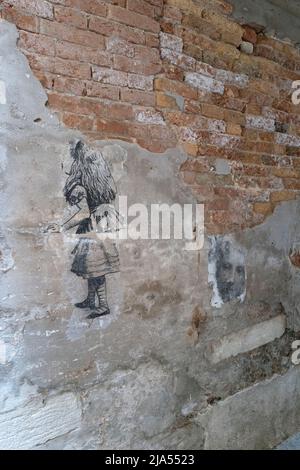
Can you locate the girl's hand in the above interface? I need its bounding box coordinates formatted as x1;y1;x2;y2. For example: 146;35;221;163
44;223;61;233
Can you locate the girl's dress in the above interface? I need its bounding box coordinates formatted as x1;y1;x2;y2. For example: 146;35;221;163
70;206;120;280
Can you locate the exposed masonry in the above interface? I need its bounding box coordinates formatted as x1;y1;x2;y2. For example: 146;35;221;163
1;0;300;233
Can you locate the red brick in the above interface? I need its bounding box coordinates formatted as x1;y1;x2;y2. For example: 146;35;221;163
134;44;160;63
107;101;134;120
34;70;55;89
89;15;145;44
61;112;94;131
183;43;203;61
88;15;115;36
115;23;146;44
56;41;112;67
270;190;297;203
253;202;273;215
127;0;155;18
86;82;120;101
54;58;91;79
201;103;224;120
181;142;198;156
129;121;176;143
272;168;300;178
26;53;91;79
92;66;128;87
154;77;197;100
40;19;105;49
183;14;221;41
18;31;55;56
226;123;242;136
54;6;88;29
156;92;179;109
163;5;182;22
106;36;135;57
5;0;53;19
120;88;155;106
162;64;185;81
1;6;39;32
95;118;130;136
202;10;243;46
216;0;234;15
47;92;102;115
58;0;107;17
248;79;279;98
224;109;245;126
182;171;196;184
207;198;230;211
184;99;202;114
145;32;159;48
160;20;175;34
243;25;257;44
128;73;153;91
181;159;209;172
61;98;132;121
114;55;161;75
108;5;160;33
136;137;174;153
54;77;87;96
282;179;300;190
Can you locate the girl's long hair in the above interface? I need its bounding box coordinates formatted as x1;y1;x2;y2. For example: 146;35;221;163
64;141;117;210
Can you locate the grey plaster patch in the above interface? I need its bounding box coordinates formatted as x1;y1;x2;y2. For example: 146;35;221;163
165;91;185;111
214;158;231;175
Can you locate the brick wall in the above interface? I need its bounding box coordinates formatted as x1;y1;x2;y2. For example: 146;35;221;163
1;0;300;233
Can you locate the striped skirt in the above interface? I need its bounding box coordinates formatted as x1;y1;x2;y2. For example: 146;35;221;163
71;238;119;279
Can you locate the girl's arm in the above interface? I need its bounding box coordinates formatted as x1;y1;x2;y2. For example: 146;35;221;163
45;203;91;233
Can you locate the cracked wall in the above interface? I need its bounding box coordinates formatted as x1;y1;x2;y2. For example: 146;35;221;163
0;0;300;450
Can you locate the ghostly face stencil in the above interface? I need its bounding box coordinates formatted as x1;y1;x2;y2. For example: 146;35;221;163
209;237;246;308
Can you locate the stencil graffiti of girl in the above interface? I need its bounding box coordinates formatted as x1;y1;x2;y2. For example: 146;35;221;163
61;140;120;319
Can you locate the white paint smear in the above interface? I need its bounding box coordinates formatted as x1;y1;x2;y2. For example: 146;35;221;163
210;315;286;364
0;81;6;104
